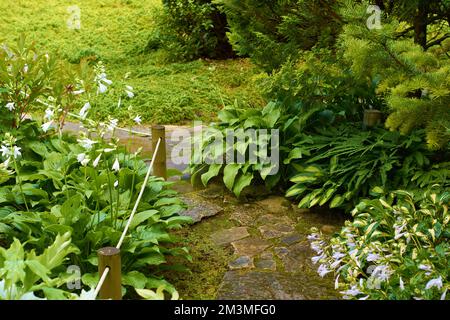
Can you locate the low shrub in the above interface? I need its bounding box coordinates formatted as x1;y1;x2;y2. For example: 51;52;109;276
309;189;449;300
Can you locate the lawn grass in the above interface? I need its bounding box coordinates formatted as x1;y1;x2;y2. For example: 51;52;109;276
0;0;265;124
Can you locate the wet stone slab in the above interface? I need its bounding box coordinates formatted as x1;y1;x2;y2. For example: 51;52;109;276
216;271;337;300
180;193;223;223
231;237;271;257
228;256;254;270
211;227;250;246
255;252;277;271
275;242;313;273
258;223;295;239
255;196;292;214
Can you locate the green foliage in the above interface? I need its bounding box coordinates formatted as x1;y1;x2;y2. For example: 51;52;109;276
339;7;450;149
309;189;450;300
190;101;286;196
0;40;192;299
217;0;342;72
154;0;234;61
285;124;449;210
0;232;78;300
0;0;261;124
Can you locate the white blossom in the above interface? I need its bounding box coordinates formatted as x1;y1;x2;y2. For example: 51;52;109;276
340;285;362;298
78;138;97;150
5;102;15;111
44;108;54;120
79;102;91;120
425;277;443;290
107;118;118;131
112;158;120;172
318;264;331;278
92;154;102;168
1;145;10;157
114;180;119;188
399;277;405;291
367;253;381;262
41;121;54;133
133;115;142;125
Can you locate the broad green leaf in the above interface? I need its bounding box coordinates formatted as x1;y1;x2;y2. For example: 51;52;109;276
200;164;222;187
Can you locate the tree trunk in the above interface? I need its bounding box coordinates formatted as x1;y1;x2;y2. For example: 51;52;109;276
414;0;428;49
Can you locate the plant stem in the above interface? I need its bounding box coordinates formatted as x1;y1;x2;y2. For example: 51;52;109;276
13;157;29;212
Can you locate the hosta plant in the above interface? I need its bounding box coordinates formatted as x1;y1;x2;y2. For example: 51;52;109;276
309;189;449;300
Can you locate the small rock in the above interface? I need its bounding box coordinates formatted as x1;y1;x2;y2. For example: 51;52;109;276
321;225;337;235
257;214;293;226
231;237;271;257
255;252;277;271
280;233;302;246
211;227;250;246
259;223;295;239
274;247;289;258
180;193;223;223
228;256;254;270
256;196;292;214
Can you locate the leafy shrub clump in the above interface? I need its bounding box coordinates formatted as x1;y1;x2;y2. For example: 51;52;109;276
309;190;449;300
0;39;191;300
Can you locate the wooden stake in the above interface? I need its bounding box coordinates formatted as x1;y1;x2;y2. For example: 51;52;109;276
152;125;167;180
97;247;122;300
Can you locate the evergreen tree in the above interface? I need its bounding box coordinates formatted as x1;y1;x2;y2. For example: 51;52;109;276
216;0;343;72
339;2;450;149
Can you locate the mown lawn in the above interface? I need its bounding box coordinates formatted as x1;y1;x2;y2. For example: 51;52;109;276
0;0;264;124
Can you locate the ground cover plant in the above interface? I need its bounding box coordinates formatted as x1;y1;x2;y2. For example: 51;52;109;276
0;38;191;299
0;0;264;124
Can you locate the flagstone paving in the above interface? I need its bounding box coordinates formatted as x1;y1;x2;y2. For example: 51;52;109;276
63;121;346;300
175;182;345;300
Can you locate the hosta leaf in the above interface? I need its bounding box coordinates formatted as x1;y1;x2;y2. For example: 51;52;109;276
330;195;344;208
232;172;254;197
129;210;159;229
200;164;222;187
286;185;307;198
122;271;147;289
223;164;240;190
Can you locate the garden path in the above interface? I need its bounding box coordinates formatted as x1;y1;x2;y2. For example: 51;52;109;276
63;121;344;300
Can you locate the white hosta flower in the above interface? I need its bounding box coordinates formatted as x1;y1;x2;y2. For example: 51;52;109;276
23;64;28;73
77;288;96;300
126;91;134;98
77;153;87;163
311;254;324;265
307;233;320;241
107;118;118;131
366;253;381;262
41;121;54;133
72;89;85;95
78;138;97;150
44;108;54;120
371;265;391;282
92;154;102;168
330;259;342;269
318;264;331;278
419;264;433;276
340;285;362;299
79;102;91;120
441;289;447;300
114;180;119;188
112;158;120;172
332;252;345;260
334;275;340;289
399;277;405;291
5;102;15;111
98;82;107;94
0;145;10;157
12;146;21;159
425;276;443;290
133;115;142;125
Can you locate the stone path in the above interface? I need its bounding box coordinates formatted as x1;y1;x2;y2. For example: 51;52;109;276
178;183;345;300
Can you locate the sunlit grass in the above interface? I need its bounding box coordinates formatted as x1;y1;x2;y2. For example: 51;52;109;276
0;0;264;124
